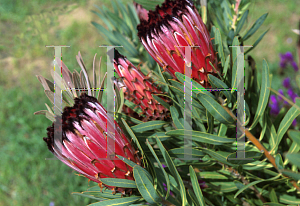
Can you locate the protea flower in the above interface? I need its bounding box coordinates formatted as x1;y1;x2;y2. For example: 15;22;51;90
43;93;141;195
137;0;219;88
133;1;149;21
35;52;142;195
113;49;170;121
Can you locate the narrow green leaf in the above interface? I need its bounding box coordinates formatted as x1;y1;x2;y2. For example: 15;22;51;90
118;86;124;113
114;82;121;114
197;92;235;124
44;90;67;113
131;120;168;133
279;194;300;204
234;174;280;198
91;10;113;31
116;0;131;30
275;154;284;170
99;178;137;188
288;130;300;147
168;148;205;158
227;151;262;165
136;132;170;141
118;113;143;124
121;118;144;157
85;186;122;198
34;110;55;122
245;29;269;55
284;142;300;165
285;153;300;168
152;94;170;110
89;196;141;206
214;27;225;67
36;75;54;92
209;181;238;193
124;99;144;116
187;189;201;206
275;98;300;152
197;171;228;180
133;166;161;205
218;123;227;136
266;115;278;154
71;192;108;201
206;110;213;134
189;166;205;206
127;4;139;30
113;32;138;56
222;55;230;78
208;74;232;102
242;161;273;170
269;188;278;203
91;21;118;44
221;1;230;29
156;137;188;205
243;13;268;41
116;155;153;184
231;36;240;88
250;59;271;129
245;100;251;125
111;0;119;15
170;106;184;129
166;129;235;145
175;72;216;100
97;72;107;104
134;0;164;10
146;139;171;199
202;148;236;166
262;203;287;206
213;11;227;34
235;9;249;35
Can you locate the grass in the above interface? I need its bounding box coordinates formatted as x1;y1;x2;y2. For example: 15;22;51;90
0;0;299;205
0;85;99;206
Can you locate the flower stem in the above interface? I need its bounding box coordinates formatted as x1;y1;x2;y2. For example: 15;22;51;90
222;163;267;204
223;106;300;192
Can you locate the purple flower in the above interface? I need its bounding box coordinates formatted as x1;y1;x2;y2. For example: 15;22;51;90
280;53;290;68
269;95;280;115
292;119;297;127
277;89;284;101
162;164;166;168
270;95;277;104
291;61;299;72
279;52;298;71
283;77;291;88
162;183;173;196
287;89;299;103
198;179;207;189
49;202;55;206
280;60;287;68
284;52;294;61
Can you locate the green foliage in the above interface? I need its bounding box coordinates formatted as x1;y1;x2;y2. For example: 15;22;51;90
91;0;157;70
27;0;300;205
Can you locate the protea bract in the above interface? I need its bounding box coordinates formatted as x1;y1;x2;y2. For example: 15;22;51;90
43;93;141;195
133;1;149;21
35;52;141;195
113;49;170;121
137;0;219;88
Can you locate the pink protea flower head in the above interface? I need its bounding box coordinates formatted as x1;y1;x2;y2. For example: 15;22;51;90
133;1;149;21
137;0;219;88
43;93;141;195
113;49;170;121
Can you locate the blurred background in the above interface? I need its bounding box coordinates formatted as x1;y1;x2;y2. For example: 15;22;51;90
0;0;299;205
